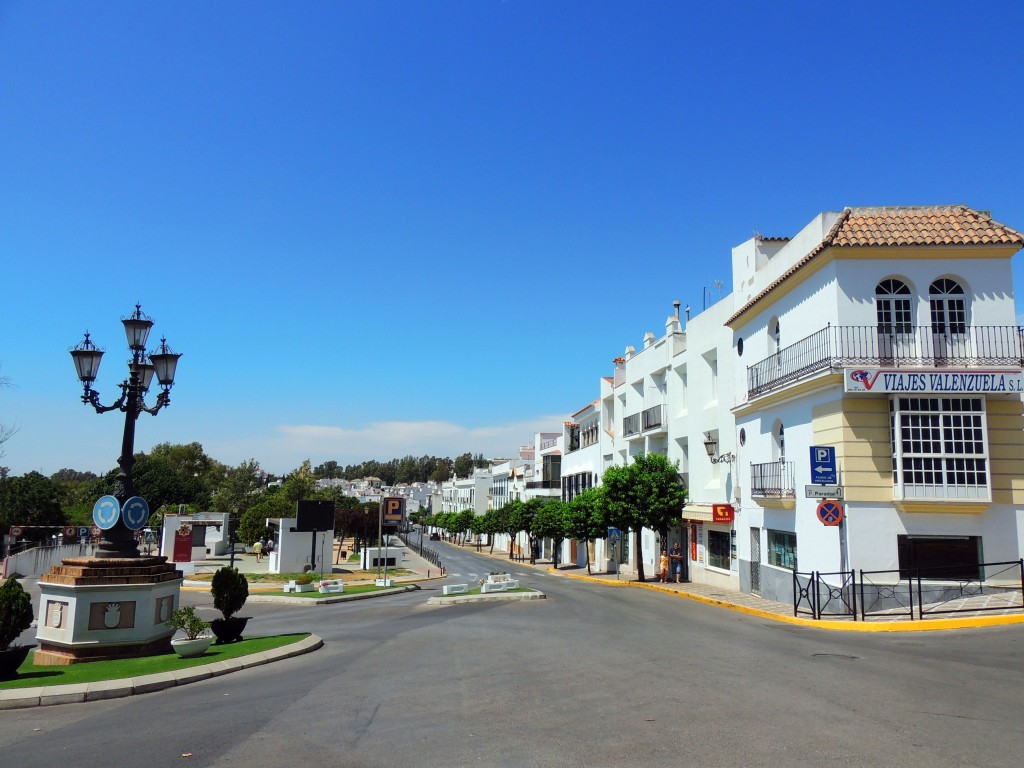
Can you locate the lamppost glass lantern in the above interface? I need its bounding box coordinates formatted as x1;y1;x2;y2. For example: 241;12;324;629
69;304;182;558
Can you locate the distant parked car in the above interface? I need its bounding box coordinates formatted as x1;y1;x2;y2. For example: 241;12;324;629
429;532;440;541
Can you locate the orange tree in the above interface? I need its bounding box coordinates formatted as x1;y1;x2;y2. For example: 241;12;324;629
601;453;686;582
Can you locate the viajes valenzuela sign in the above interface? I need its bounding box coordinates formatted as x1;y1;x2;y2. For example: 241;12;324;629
844;368;1024;394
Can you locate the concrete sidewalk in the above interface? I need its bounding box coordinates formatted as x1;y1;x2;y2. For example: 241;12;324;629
450;542;1024;632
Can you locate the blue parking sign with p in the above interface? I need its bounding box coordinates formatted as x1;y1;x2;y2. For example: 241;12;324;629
810;446;837;485
383;497;405;525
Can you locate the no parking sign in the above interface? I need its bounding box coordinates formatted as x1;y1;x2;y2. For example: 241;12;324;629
816;499;844;527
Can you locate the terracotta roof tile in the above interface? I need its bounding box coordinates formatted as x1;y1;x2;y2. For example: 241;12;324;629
726;206;1023;325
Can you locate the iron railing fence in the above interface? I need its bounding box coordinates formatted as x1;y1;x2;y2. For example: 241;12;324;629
747;324;1024;397
793;570;857;620
792;560;1024;620
623;413;641;437
396;530;443;572
641;404;665;431
750;460;795;497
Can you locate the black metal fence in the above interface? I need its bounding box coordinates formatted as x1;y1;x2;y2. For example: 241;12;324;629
396;530;443;572
793;560;1024;620
793;570;857;620
860;560;1024;620
750;460;795;498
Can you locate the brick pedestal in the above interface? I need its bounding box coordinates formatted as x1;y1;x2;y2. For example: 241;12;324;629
34;556;183;665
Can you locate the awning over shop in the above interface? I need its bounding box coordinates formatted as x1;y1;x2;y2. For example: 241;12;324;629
681;504;715;523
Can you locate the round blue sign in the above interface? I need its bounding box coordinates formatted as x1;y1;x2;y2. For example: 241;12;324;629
122;496;151;530
92;495;121;530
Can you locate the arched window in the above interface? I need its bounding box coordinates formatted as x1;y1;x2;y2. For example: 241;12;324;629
929;278;966;335
876;279;913;335
771;319;781;353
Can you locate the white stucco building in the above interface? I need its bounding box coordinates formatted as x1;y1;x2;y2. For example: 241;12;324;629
726;206;1024;607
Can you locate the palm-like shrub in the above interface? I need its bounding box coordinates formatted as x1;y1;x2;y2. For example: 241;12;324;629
0;579;34;650
211;566;249;620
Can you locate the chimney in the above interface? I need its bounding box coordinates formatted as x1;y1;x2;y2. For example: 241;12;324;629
673;300;680;318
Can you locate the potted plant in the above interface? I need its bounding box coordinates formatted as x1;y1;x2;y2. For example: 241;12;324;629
210;566;250;644
0;578;34;679
294;572;314;593
166;606;212;658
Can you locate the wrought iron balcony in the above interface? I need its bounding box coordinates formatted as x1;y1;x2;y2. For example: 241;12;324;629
747;325;1024;397
525;480;561;490
623;413;641;437
750;460;795;498
641;404;665;431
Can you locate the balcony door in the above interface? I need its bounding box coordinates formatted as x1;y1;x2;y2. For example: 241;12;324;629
875;279;914;363
929;278;967;364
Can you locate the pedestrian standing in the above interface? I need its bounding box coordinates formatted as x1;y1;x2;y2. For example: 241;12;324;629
254;538;264;562
659;549;669;583
669;542;684;583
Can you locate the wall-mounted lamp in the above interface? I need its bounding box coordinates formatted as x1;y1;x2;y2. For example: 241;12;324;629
703;432;735;464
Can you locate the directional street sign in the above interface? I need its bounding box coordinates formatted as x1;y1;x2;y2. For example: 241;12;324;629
92;495;121;530
122;496;151;530
809;446;837;485
816;499;844;527
805;485;844;499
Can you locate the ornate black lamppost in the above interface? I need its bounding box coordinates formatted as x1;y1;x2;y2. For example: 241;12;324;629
70;304;182;559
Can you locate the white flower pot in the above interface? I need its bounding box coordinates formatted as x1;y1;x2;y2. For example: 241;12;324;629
171;636;214;658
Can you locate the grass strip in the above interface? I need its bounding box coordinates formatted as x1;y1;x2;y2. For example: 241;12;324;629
0;633;309;690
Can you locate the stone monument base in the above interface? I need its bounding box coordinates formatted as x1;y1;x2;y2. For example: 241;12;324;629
34;556;183;666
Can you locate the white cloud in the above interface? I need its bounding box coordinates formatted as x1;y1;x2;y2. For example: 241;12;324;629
205;415;567;472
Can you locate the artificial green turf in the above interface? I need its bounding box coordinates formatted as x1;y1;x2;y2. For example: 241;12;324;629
0;633;309;690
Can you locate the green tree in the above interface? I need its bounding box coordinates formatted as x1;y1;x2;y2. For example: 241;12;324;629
313;460;340;479
501;500;525;559
601;453;686;582
0;471;67;533
455;508;476;545
236;493;291;545
564;487;607;574
530;499;568;568
452;453;475;479
282;459;318;503
520;497;546;564
210;459;264;517
429;458;452;484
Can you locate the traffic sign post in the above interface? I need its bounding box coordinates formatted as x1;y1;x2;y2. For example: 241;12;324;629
816;499;844;526
810;446;838;485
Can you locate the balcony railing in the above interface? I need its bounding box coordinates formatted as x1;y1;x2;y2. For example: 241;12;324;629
750;460;795;498
642;404;665;431
526;480;561;490
623;413;641;437
747;325;1024;397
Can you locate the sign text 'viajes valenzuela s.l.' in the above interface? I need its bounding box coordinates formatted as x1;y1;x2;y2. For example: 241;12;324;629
844;368;1024;394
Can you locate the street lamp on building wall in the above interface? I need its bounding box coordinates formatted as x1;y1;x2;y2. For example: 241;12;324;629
703;432;735;465
70;304;182;559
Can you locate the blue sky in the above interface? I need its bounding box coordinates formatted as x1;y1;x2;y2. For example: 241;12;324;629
3;1;1023;476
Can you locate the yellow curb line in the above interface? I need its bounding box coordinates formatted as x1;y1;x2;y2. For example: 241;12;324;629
552;569;1024;632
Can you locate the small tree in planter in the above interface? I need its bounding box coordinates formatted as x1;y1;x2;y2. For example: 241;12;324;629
210;566;250;644
167;606;213;658
0;578;34;679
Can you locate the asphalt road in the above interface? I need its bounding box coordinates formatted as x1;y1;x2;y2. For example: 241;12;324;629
3;542;1023;767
